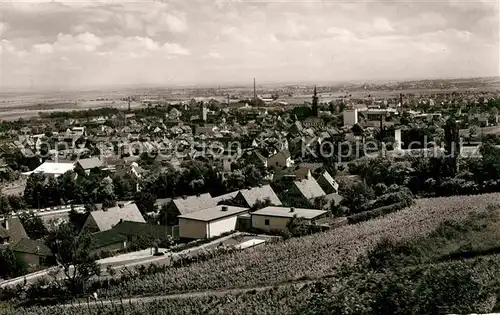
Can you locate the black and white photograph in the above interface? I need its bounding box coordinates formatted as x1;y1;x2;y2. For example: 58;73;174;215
0;0;499;314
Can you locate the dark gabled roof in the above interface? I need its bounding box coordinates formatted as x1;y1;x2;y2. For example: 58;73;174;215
87;203;145;231
237;185;282;207
293;177;326;200
2;218;28;244
251;150;267;163
90;230;127;250
77;157;103;170
170;193;216;215
213;191;239;204
274;149;291;159
11;238;52;256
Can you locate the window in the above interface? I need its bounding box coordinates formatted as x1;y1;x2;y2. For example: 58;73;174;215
265;219;270;226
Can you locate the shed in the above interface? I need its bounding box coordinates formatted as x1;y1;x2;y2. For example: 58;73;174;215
11;238;52;267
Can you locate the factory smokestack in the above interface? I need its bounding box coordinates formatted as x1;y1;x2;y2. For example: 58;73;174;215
253;78;257;103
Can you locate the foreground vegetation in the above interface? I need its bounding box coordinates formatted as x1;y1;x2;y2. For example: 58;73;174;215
12;196;500;314
4;193;500;311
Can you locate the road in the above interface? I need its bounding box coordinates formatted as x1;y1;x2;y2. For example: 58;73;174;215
0;233;246;288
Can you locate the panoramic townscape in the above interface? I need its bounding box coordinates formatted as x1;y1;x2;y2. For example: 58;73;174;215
1;0;500;314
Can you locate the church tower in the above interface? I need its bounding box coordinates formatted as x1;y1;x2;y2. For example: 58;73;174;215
312;86;318;117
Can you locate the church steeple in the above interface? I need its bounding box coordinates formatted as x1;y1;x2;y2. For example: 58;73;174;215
312;86;318;117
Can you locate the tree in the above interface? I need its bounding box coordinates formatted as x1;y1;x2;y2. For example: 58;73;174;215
339;181;375;214
68;208;88;233
158;203;178;226
0;248;26;279
46;222;100;294
18;211;48;240
0;193;12;216
134;191;156;215
444;117;460;177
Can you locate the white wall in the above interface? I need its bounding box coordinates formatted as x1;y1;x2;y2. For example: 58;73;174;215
343;109;358;126
394;129;402;150
208;216;239;238
179;215;242;239
252;215;293;232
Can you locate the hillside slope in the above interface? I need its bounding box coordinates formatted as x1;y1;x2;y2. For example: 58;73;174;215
90;193;500;298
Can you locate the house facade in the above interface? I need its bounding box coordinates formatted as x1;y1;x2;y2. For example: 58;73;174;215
11;239;52;269
267;150;293;169
251;206;327;233
178;205;249;239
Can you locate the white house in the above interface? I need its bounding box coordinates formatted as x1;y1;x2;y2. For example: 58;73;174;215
178;205;249;239
251;206;327;233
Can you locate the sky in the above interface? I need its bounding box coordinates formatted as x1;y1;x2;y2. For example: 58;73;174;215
0;0;499;89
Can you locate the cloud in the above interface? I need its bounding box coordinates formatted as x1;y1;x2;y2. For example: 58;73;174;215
204;52;223;60
161;42;190;55
50;32;103;52
0;22;9;36
0;40;16;54
145;11;188;36
117;13;144;32
1;0;498;87
163;12;188;33
32;43;54;54
112;36;190;56
372;18;394;33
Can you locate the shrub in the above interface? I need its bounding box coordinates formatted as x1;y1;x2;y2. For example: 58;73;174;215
348;202;411;224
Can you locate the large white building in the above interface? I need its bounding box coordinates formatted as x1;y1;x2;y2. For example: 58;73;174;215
343;108;358;126
178;205;249;239
22;161;75;178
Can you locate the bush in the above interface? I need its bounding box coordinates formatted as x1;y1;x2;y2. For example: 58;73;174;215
348;201;412;224
362;189;414;212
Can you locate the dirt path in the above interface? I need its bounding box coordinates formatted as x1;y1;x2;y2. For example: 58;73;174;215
59;280;315;308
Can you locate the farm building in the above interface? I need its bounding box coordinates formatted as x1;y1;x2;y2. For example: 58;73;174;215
178;205;249;239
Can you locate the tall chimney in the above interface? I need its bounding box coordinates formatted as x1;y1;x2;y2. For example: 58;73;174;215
3;218;8;230
253;78;257;103
128;97;131;112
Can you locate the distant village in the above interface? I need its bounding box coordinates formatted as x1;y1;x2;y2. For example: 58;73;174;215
0;81;499;278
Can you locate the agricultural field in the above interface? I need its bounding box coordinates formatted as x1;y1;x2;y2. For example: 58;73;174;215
85;193;500;299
